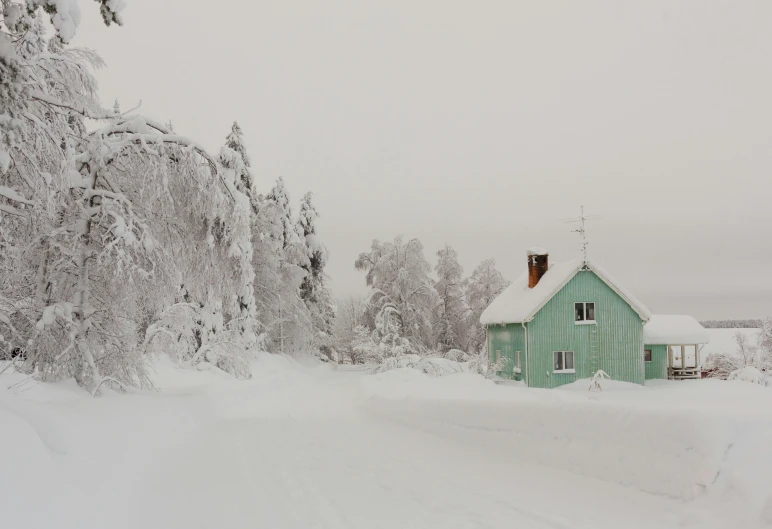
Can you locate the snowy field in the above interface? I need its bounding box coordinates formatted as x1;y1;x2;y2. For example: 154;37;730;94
2;353;772;529
703;327;760;358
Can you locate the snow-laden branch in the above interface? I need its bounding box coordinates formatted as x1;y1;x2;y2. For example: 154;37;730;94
0;203;27;217
0;185;34;205
29;90;116;120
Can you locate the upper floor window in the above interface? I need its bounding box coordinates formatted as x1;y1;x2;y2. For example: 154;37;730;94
574;302;596;324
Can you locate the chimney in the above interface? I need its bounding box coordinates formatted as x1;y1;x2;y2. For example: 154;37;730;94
527;248;549;289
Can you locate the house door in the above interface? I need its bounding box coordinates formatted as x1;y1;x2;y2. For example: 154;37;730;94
670;346;683;369
683;345;697;369
501;343;516;379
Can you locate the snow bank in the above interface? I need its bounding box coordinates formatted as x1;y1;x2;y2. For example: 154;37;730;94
362;369;502;401
728;366;766;385
0;407;63;526
558;378;647;392
360;372;735;500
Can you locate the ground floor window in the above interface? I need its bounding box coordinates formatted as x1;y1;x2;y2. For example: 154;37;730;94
553;351;575;373
644;349;652;362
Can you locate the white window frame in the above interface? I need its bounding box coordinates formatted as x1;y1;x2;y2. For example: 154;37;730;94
514;350;522;374
574;302;596;325
553;351;575;374
644;349;652;363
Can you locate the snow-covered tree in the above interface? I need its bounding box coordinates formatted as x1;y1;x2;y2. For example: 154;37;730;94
220;121;256;201
433;244;466;352
6;0;125;44
758;317;772;357
0;14;265;390
0;8;332;391
351;324;379;364
331;296;366;364
355;236;436;352
255;178;316;355
296;192;334;337
265;177;300;251
465;258;510;353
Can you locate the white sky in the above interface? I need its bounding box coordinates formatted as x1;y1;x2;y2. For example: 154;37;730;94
73;0;772;320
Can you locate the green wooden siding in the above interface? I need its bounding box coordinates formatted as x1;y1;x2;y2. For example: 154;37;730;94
525;269;645;389
643;344;668;379
487;324;526;381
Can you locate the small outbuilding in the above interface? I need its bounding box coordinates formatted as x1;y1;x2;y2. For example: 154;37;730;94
481;249;710;388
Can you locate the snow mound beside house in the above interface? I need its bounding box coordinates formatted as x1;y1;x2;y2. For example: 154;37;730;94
727;366;767;385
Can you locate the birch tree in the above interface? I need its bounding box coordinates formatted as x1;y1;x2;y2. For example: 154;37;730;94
433;244;466;351
465;258;510;352
355;236;436;352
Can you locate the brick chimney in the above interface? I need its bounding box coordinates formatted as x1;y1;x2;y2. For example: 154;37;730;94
527;248;549;289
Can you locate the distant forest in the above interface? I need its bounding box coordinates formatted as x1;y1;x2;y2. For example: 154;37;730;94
700;320;762;329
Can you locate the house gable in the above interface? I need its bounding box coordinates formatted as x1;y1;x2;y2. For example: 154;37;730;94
525;269;645;388
480;259;650;326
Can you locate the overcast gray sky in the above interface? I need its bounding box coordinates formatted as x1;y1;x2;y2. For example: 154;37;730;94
74;0;772;320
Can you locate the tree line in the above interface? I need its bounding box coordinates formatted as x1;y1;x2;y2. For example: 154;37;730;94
0;4;333;392
700;320;762;329
332;236;510;364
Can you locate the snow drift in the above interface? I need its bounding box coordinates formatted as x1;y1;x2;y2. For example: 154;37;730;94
728;365;767;385
361;371;735;501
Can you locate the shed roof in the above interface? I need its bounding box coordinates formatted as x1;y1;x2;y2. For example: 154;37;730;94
643;315;710;345
480;258;651;325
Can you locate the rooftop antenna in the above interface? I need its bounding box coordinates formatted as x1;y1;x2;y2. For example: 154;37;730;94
563;206;601;261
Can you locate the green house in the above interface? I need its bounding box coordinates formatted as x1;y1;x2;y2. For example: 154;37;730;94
480;249;709;388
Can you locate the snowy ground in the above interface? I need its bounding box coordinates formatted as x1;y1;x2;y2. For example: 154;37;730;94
2;355;772;529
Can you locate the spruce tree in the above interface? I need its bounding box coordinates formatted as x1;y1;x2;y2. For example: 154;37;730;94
296;192;334;335
220;121;256;200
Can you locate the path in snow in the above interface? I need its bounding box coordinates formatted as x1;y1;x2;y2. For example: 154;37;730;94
126;370;692;529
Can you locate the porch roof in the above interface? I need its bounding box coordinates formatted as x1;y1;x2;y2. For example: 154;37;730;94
643;315;710;345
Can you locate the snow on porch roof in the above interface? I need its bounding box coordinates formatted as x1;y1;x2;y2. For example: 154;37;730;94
480;258;651;325
643;315;710;345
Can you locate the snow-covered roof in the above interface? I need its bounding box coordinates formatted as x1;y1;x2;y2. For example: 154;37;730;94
480;258;651;325
643;315;710;345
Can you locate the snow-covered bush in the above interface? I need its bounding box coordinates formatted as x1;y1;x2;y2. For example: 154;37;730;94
704;329;771;380
142;301;255;379
369;355;468;377
368;346;502;379
444;349;472;362
589;370;610;392
727;366;767;386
